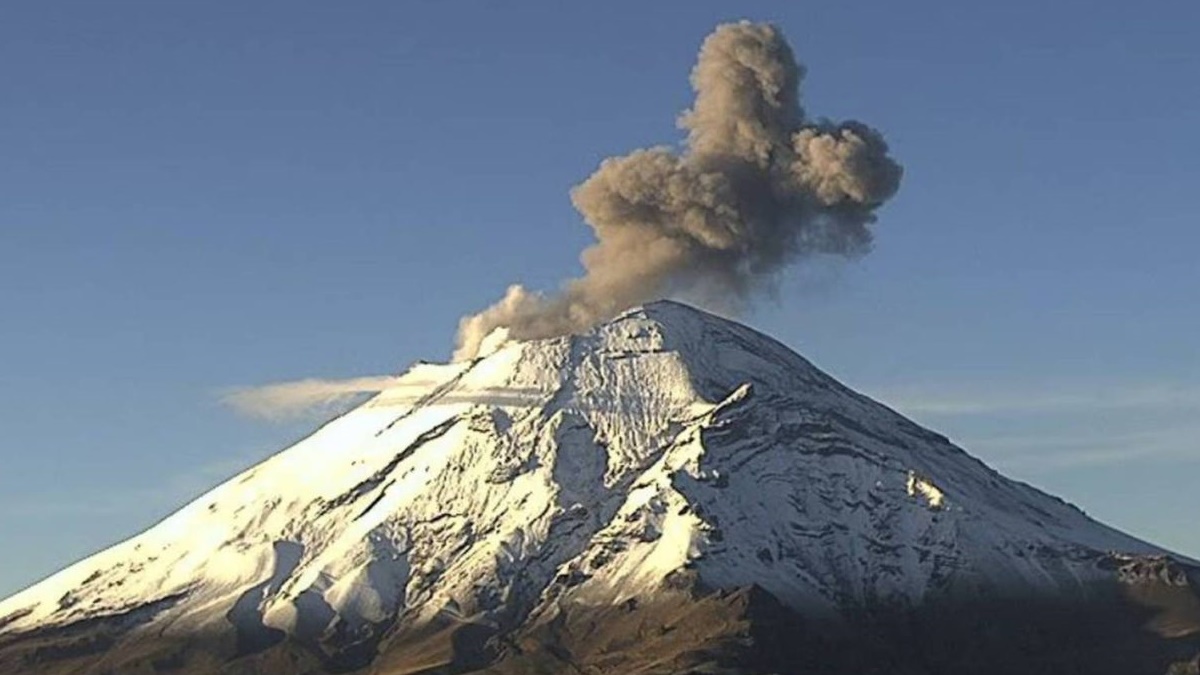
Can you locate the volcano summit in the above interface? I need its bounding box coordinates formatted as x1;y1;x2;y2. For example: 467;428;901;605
1;302;1198;674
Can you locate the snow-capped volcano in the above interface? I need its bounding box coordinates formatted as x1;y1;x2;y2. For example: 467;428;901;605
2;301;1197;675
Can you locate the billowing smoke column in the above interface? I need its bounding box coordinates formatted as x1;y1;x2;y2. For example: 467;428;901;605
454;21;901;361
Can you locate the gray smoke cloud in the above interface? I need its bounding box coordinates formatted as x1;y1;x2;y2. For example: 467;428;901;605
454;21;901;361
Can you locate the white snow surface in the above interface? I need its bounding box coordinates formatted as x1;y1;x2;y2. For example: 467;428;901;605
0;301;1168;641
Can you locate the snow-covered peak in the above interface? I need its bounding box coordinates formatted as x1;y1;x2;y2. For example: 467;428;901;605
0;301;1175;661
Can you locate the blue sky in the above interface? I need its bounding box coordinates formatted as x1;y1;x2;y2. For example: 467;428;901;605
1;0;1197;597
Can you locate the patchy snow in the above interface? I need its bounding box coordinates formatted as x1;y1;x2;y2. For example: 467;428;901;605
0;301;1173;643
907;471;946;509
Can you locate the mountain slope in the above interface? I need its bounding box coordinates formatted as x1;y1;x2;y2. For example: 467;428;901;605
1;301;1197;674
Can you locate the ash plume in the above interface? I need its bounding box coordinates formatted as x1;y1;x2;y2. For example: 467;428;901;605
454;21;901;361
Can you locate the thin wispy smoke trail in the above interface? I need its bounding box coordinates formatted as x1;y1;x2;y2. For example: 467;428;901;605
222;377;548;419
221;376;406;420
454;21;901;360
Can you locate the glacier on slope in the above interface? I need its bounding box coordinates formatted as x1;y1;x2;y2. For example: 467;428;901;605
0;301;1181;670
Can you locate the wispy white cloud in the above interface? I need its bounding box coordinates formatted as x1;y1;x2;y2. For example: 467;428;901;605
220;375;408;420
220;374;551;421
971;424;1200;472
869;382;1200;417
861;380;1200;471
